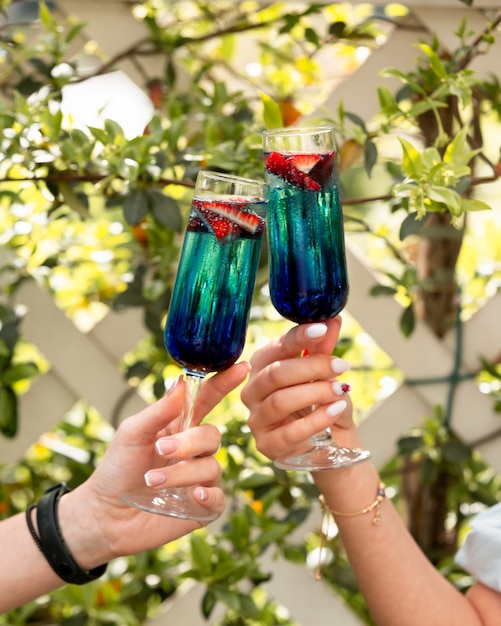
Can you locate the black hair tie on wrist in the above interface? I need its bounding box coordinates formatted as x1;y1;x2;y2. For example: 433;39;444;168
29;482;107;585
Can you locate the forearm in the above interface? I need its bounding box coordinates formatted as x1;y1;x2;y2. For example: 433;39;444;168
0;512;66;611
314;461;482;626
0;488;110;613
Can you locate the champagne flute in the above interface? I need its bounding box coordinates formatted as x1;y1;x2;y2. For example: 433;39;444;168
122;171;266;520
263;125;370;471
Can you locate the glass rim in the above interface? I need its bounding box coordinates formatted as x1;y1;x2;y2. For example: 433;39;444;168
262;125;334;137
197;170;263;188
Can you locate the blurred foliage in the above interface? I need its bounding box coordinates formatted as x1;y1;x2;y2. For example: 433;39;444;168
0;1;501;625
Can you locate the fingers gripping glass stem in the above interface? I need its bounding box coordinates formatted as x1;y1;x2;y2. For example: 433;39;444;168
121;372;219;522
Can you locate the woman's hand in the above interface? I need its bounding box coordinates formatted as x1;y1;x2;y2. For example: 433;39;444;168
61;361;250;567
241;317;360;461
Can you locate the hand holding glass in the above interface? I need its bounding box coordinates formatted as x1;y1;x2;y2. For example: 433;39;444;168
122;171;266;520
263;125;370;471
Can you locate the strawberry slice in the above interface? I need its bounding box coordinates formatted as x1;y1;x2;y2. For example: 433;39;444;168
205;213;238;241
193;198;263;235
207;200;263;234
265;151;321;191
194;205;239;241
288;153;322;173
308;150;337;187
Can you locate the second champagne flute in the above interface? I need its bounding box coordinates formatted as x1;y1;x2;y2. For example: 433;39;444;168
122;170;266;521
263;125;370;471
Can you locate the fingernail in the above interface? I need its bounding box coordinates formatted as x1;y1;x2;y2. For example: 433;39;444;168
331;358;350;374
155;438;178;456
144;470;166;487
333;381;352;395
306;323;328;338
197;487;207;502
326;399;347;417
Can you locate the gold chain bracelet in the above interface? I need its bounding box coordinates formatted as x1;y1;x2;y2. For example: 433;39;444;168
316;482;386;580
322;481;387;525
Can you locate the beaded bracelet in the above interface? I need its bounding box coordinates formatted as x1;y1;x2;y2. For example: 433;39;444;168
26;482;107;585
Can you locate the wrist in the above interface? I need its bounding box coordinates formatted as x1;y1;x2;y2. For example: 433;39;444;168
313;461;382;511
57;486;111;570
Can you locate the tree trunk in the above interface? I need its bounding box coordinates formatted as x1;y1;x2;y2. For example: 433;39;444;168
402;212;464;560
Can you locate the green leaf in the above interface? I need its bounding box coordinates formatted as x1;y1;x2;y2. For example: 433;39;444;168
419;456;438;485
239;593;260;619
0;384;17;438
226;509;250;548
418;43;448;79
190;533;212;577
398;434;425;456
212;586;241;612
461;198;491;213
123;189;148;225
442;440;471;463
443;125;467;164
259;91;283;129
380;68;427;96
398;137;423;179
345;112;367;131
364;140;378;177
87;126;108;144
370;285;397;296
2;362;39;385
39;1;55;29
427;186;462;214
238;472;275;489
256;524;291;547
400;303;415;337
147;189;182;231
202;590;216;619
377;85;398;114
283;544;306;563
399;211;425;240
104;119;125;140
304;27;321;47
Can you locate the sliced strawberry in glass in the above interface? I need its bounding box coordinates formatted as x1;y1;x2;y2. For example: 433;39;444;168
205;213;238;240
206;200;263;234
287;153;322;173
265;152;321;191
199;208;238;240
308;150;337;187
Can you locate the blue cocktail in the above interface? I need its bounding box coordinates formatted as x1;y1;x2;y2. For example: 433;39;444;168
165;196;265;374
263;126;369;471
265;146;348;322
123;171;266;519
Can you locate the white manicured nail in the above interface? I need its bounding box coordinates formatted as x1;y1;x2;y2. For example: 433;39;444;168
326;399;347;417
144;470;166;487
331;358;350;374
305;324;328;338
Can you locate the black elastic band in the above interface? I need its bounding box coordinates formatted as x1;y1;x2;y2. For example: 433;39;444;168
26;504;43;552
33;482;107;585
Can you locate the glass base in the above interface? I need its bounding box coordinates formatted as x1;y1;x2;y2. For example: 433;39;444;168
274;443;371;472
121;487;219;522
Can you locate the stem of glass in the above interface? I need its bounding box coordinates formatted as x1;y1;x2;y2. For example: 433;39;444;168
181;371;205;433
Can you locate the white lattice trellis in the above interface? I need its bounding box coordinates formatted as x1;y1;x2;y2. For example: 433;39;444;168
2;2;501;625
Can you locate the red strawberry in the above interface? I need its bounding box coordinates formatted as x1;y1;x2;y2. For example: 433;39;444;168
265;151;321;191
308;150;337;187
207;200;263;234
206;213;237;240
192;201;239;241
288;153;322;173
